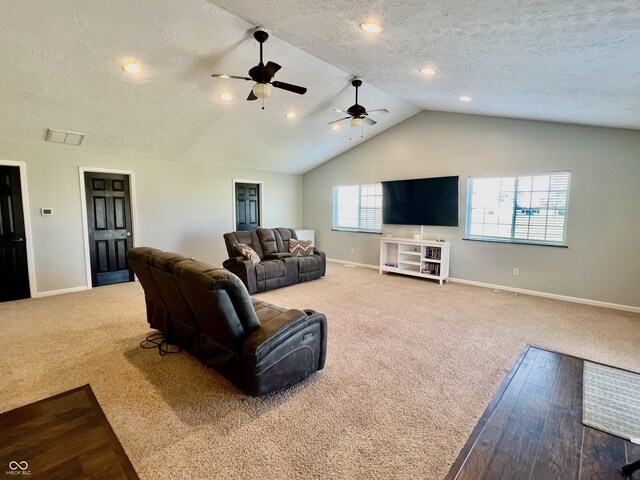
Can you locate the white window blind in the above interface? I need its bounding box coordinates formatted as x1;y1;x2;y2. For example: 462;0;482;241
332;183;382;233
465;172;570;246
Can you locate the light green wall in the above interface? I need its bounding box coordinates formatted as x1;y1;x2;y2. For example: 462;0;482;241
0;142;301;294
302;111;640;308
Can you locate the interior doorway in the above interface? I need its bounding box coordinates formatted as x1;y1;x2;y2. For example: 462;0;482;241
233;179;262;231
0;164;32;301
80;168;137;288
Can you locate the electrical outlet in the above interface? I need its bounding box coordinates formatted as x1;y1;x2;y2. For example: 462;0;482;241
350;247;355;254
513;268;519;276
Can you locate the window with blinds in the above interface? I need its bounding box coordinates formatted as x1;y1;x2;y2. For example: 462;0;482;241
465;172;570;246
332;183;383;233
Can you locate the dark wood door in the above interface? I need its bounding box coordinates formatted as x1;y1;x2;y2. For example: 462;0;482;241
235;182;260;231
85;172;134;287
0;166;30;302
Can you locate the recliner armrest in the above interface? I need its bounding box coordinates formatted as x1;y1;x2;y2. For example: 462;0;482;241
266;252;292;259
223;256;250;266
222;256;258;293
241;308;327;395
243;309;323;360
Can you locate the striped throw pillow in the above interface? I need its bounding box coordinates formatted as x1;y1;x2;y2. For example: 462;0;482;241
289;239;313;257
233;243;261;264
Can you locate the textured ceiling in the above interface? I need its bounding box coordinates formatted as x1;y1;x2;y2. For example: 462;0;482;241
213;0;640;130
2;2;638;176
0;0;419;174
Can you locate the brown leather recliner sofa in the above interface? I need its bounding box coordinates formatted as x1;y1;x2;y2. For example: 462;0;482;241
127;247;328;396
223;228;326;294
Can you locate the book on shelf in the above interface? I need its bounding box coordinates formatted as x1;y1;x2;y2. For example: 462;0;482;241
422;263;440;276
424;247;441;260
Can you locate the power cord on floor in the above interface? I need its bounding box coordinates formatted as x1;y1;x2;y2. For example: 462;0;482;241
140;332;181;356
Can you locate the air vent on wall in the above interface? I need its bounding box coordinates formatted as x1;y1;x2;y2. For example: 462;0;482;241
45;128;85;146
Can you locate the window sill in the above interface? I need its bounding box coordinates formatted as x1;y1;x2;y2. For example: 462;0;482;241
463;237;568;248
332;228;382;235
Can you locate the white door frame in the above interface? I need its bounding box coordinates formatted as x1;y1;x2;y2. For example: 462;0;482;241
0;159;37;298
232;179;263;230
79;167;138;289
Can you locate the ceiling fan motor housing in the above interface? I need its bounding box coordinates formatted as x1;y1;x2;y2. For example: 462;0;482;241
348;104;367;117
349;79;366;117
253;29;269;44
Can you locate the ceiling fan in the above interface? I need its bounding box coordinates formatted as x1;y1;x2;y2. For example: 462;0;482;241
211;29;307;109
329;79;388;132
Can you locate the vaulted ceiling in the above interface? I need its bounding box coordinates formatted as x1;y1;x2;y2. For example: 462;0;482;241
1;1;638;174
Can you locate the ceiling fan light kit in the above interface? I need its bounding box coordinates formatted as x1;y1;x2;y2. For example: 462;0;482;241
252;83;272;98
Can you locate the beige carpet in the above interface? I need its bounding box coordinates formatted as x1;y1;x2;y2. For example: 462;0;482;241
1;263;639;479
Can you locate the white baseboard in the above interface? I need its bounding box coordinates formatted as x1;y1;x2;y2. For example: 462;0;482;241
449;277;640;313
326;257;640;313
327;258;379;270
36;286;89;298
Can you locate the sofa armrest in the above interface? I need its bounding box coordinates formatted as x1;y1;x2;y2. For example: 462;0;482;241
222;257;258;293
266;252;292;259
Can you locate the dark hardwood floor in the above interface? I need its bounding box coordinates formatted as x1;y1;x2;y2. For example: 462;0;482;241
0;384;138;479
447;346;640;480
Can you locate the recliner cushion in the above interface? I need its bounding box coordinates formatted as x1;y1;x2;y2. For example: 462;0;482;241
257;228;280;257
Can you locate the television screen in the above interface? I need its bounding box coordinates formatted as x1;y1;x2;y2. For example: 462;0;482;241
382;176;459;226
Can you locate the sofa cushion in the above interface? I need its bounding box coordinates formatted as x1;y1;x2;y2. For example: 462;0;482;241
233;243;261;264
289;239;313;257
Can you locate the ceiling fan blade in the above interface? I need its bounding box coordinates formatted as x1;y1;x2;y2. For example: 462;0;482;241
212;74;252;81
328;117;351;125
363;117;377;126
366;109;389;115
333;108;349;113
271;81;307;95
264;61;282;77
247;89;257;101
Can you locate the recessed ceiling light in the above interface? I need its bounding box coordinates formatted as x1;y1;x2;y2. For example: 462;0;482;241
220;92;233;101
420;66;436;76
331;124;340;130
459;95;473;102
285;110;297;119
123;62;141;74
360;22;382;33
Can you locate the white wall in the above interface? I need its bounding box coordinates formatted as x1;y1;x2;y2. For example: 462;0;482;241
302;111;640;308
0;142;301;294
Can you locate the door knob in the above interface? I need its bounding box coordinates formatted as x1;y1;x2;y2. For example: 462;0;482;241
122;231;131;238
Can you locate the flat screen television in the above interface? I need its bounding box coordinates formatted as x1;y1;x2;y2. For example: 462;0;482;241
382;176;459;226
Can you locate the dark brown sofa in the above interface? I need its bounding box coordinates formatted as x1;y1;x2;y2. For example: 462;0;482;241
127;247;327;396
223;228;326;294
